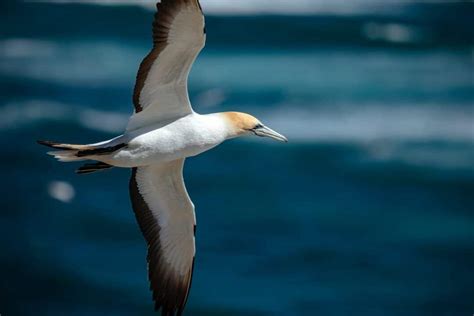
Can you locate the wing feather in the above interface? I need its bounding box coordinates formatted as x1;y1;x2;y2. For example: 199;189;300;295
128;0;206;131
129;159;196;315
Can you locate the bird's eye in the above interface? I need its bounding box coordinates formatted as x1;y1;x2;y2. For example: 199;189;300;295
254;124;264;129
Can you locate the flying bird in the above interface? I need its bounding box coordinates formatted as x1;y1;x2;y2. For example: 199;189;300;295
38;0;287;315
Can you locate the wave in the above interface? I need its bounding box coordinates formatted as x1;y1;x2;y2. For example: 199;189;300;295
7;2;474;49
263;105;474;143
0;39;139;87
28;0;400;15
2;99;472;171
4;99;472;143
2;38;471;97
262;104;474;171
0;100;129;133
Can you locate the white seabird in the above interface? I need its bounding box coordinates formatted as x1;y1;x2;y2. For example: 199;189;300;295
38;0;287;315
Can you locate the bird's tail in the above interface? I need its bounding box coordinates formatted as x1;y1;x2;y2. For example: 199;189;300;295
37;140;125;174
38;140;90;162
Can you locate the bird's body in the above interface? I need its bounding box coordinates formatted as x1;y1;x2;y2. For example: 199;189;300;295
38;1;287;315
94;113;231;168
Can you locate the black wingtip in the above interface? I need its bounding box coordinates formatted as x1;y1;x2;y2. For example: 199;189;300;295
37;140;59;148
37;140;75;151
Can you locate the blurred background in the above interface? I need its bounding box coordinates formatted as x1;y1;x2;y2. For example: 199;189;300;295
1;0;473;315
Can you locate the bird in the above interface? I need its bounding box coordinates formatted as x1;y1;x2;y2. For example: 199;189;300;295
38;0;287;315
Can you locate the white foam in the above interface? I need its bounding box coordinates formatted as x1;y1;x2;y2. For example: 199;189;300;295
0;39;139;87
195;88;227;108
362;23;425;44
262;105;474;143
79;109;130;133
366;142;474;170
0;100;129;133
48;181;75;203
260;104;474;170
0;39;58;58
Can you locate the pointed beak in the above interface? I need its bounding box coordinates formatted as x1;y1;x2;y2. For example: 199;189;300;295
254;125;288;142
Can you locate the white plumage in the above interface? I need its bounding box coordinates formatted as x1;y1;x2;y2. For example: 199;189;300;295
102;113;232;167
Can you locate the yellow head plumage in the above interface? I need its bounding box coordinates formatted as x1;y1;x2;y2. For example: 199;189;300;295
222;112;261;135
221;112;288;142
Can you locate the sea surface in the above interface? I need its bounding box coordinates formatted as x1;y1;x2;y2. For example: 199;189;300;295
1;1;473;316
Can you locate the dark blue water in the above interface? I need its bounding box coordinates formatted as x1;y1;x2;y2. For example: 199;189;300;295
1;2;473;316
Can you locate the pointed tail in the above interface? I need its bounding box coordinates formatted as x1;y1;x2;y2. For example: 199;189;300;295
37;140;92;151
38;140;89;162
37;140;126;174
37;140;126;158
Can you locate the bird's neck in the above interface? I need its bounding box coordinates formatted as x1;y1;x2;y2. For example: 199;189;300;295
202;112;246;140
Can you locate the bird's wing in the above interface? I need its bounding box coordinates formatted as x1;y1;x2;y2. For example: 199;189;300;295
129;159;196;315
127;0;206;131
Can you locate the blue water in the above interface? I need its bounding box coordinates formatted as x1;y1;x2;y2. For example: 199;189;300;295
1;2;473;316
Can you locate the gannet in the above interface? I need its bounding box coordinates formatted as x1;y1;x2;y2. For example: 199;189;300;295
38;0;287;315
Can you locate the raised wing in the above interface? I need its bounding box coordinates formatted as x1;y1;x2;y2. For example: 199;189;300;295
128;0;206;131
129;159;196;315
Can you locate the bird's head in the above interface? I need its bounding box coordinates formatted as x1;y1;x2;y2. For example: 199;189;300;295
223;112;288;142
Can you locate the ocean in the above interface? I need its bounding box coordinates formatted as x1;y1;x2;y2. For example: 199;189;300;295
1;1;473;315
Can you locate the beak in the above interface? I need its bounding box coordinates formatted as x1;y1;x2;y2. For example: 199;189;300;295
254;125;288;142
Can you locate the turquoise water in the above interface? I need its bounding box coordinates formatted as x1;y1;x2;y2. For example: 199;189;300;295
1;2;473;315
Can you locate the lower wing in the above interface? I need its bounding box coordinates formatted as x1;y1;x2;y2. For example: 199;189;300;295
129;159;196;315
